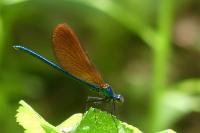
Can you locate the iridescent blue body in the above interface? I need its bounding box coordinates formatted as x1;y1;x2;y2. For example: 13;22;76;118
13;45;123;102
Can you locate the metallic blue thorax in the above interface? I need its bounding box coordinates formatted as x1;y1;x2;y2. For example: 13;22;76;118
99;86;114;98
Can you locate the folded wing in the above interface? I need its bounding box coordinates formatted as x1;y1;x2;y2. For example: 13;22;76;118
52;24;106;87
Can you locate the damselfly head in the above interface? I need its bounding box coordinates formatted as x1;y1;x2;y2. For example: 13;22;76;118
113;93;124;103
116;94;124;103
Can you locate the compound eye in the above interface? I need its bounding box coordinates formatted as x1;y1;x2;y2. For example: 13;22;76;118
118;95;124;103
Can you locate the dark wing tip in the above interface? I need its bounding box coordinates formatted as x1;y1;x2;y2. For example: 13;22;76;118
53;23;74;40
53;23;66;36
55;23;66;31
54;23;72;34
53;23;80;47
56;23;68;28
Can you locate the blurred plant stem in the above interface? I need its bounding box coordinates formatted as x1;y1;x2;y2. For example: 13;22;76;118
85;0;156;47
70;0;156;47
150;0;174;132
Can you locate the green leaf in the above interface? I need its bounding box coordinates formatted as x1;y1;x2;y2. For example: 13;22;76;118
16;100;142;133
75;108;141;133
57;113;82;132
16;100;176;133
157;129;176;133
16;100;60;133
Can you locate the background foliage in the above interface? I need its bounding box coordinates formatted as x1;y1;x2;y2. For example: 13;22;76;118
0;0;200;133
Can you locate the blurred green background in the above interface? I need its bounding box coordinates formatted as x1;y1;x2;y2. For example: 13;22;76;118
0;0;200;133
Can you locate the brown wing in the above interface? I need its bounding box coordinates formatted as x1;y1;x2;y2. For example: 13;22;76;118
52;23;106;87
